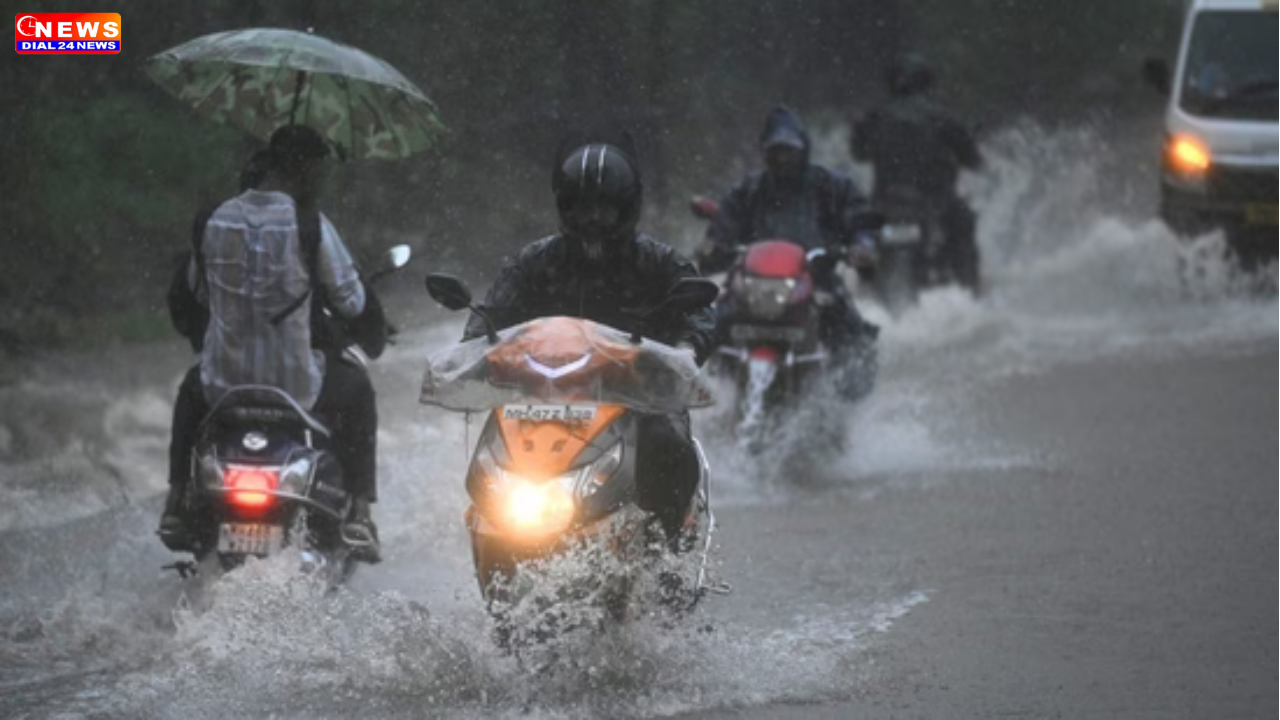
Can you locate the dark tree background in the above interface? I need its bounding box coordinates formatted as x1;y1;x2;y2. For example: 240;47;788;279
0;0;1181;348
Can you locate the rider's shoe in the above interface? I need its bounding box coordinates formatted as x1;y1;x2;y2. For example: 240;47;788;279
157;486;193;552
344;497;382;564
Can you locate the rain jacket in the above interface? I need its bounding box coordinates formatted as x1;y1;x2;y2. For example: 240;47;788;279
851;94;980;203
702;107;870;274
463;136;715;364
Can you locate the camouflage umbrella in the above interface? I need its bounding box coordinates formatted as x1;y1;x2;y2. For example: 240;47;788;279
145;28;446;160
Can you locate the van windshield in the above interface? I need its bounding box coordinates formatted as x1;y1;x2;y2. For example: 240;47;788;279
1180;10;1279;121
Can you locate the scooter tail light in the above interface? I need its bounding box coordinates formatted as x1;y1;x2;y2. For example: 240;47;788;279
225;466;280;509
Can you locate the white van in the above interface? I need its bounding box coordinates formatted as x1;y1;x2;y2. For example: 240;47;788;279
1144;0;1278;265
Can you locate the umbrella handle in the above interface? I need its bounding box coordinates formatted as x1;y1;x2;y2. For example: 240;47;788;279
289;70;308;125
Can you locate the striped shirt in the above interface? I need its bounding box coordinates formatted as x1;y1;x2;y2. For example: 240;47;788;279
193;189;365;409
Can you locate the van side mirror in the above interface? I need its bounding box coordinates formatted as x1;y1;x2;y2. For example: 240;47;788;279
1142;57;1171;97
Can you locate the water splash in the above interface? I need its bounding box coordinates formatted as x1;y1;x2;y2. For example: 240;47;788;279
2;119;1276;718
695;119;1275;504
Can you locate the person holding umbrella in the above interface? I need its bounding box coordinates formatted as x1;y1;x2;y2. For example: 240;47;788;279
162;125;387;561
149;28;448;561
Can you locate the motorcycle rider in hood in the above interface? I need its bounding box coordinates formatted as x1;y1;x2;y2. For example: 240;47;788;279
697;106;879;400
851;54;983;292
463;127;714;550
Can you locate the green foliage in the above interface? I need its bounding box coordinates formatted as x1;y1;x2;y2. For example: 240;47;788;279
3;91;247;334
25;92;244;257
0;0;1185;351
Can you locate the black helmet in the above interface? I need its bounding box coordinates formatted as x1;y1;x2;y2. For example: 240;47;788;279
887;54;935;96
553;143;642;255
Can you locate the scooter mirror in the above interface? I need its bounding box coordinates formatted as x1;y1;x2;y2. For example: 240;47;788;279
807;247;837;276
424;273;473;311
365;244;414;283
383;245;412;271
663;278;721;314
689;195;720;221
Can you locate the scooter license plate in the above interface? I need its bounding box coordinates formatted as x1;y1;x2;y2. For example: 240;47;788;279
502;404;598;423
217;523;283;555
881;223;923;246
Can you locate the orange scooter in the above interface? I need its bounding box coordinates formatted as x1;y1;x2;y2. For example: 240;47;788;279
421;274;723;632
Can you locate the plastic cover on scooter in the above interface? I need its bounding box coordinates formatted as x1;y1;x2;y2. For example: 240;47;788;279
420;317;714;414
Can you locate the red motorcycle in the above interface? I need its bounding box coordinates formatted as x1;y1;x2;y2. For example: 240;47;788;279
690;197;843;451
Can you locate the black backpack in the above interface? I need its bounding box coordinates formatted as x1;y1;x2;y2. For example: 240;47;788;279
166;204;216;352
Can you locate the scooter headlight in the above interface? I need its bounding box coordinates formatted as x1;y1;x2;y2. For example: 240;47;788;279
501;477;576;533
474;441;624;533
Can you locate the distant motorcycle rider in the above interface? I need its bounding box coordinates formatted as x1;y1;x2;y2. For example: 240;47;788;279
851;54;983;292
161;126;387;560
696;105;879;399
463;127;714;550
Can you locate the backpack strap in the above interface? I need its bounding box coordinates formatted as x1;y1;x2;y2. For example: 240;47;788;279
297;203;324;299
269;203;326;326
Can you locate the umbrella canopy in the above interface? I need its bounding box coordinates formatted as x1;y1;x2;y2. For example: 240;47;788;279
146;28;446;160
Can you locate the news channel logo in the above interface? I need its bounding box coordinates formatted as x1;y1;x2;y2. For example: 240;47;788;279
15;13;121;54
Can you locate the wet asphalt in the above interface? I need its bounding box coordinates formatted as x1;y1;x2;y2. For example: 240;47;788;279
693;341;1276;719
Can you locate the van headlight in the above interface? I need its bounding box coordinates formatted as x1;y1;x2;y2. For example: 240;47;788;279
1164;134;1210;190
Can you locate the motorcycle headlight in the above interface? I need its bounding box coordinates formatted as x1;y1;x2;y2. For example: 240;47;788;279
741;276;798;321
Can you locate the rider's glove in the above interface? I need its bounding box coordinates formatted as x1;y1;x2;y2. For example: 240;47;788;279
848;231;878;269
675;341;700;366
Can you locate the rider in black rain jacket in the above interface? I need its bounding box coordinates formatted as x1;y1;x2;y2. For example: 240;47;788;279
463;127;713;548
697;106;879;400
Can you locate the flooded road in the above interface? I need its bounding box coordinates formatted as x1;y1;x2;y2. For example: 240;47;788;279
1;123;1275;718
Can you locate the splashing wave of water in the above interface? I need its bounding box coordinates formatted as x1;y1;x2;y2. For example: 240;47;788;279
2;120;1275;718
